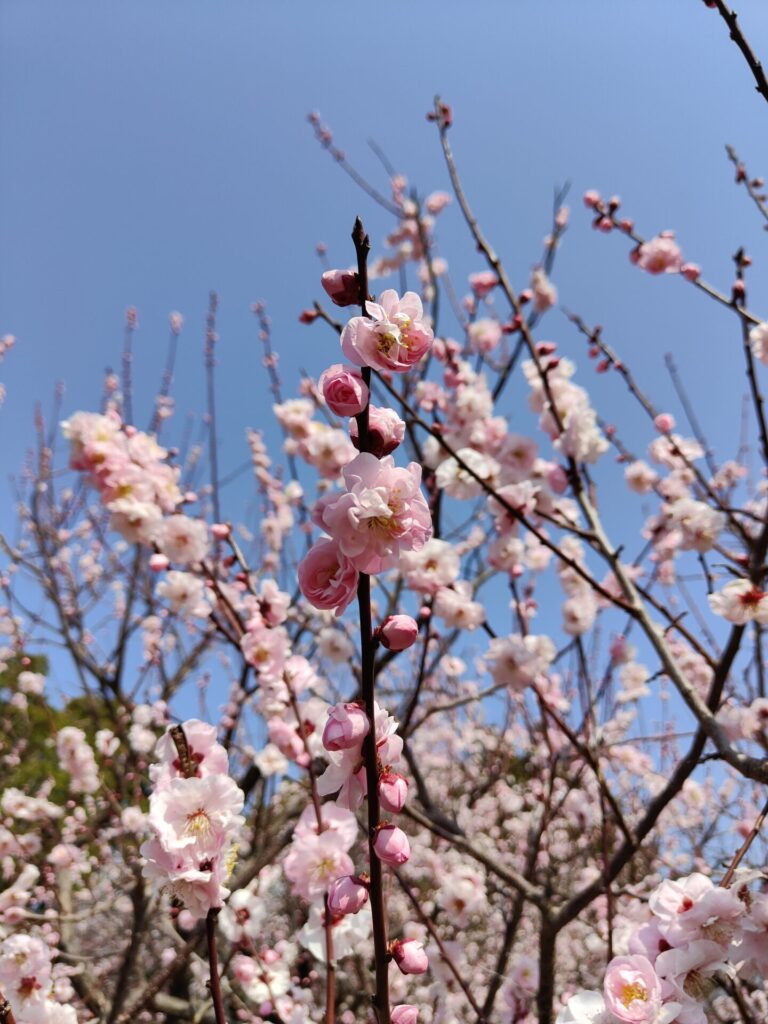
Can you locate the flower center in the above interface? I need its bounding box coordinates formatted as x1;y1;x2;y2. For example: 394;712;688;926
185;808;212;837
739;586;766;607
620;981;648;1007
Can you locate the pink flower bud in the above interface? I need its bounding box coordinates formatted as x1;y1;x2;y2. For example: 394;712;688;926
319;364;369;417
681;262;701;282
379;614;419;652
322;703;370;752
583;190;601;209
149;553;169;572
468;271;499;298
299;309;319;324
392;1007;419;1024
391;938;428;975
327;875;369;917
373;824;411;865
321;268;360;307
653;413;675;434
378;771;408;813
211;523;231;540
349;405;405;458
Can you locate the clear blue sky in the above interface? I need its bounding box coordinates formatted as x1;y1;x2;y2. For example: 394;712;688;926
3;0;768;554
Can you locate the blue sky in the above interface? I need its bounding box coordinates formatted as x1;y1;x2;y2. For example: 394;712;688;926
3;1;768;708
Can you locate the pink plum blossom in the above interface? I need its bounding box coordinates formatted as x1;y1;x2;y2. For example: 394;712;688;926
341;289;433;372
312;453;432;574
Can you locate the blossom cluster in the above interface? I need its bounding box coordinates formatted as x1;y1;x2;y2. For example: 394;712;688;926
558;872;768;1024
140;719;245;920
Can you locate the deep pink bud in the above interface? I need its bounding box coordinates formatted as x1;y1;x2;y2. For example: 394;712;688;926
653;413;675;434
392;1007;419;1024
583;189;601;209
374;824;411;865
149;553;169;572
349;405;405;458
327;875;369;917
321;268;360;307
299;309;319;324
322;703;370;752
378;771;408;813
379;614;419;652
319;363;369;417
211;522;231;540
391;938;428;975
681;262;701;282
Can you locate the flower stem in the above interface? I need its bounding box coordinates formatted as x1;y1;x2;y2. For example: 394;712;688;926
352;217;391;1024
206;908;227;1024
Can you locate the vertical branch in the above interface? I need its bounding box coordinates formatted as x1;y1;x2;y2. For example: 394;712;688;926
206;908;227;1024
205;291;222;529
122;306;137;426
352;216;391;1024
536;913;557;1024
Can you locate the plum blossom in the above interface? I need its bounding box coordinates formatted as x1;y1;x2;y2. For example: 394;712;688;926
708;578;768;625
141;722;245;919
341;289;433;372
312;453;432;574
486;633;556;690
155;514;209;566
749;321;768;365
634;233;682;274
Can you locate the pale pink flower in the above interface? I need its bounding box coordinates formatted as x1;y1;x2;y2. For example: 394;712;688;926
298;538;359;615
708;578;768;625
341;290;433;372
531;267;557;312
433;582;485;631
625;460;658;494
635;234;682;274
156;570;212;618
468;319;503;354
400;539;460;594
603;955;662;1023
749;321;768;365
469;271;499;298
319;363;369;416
155;514;209;566
146;774;244;855
152;720;229;788
283;830;354;900
648;873;743;946
312;453;432;574
486;634;555;690
425;191;451;215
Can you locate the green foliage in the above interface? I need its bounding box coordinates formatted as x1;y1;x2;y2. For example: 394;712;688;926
0;655;114;801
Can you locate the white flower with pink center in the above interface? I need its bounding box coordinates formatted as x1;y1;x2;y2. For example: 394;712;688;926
708;578;768;625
